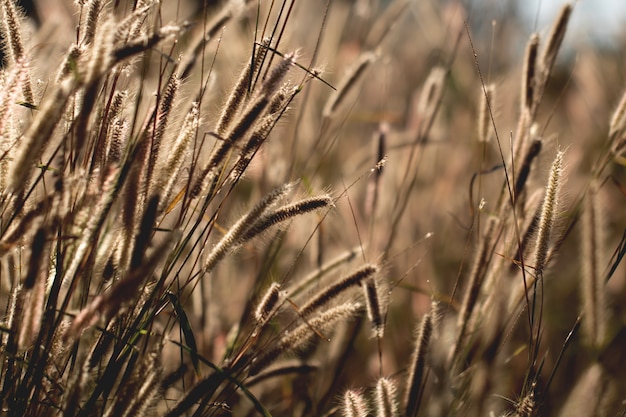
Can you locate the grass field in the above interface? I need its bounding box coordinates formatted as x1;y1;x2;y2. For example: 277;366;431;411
0;0;624;416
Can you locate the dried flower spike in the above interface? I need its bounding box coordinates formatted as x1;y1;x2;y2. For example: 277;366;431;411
342;389;369;417
581;180;607;349
405;312;433;417
323;51;377;118
522;33;540;112
298;263;378;317
533;150;564;275
254;282;283;325
363;278;385;339
375;377;400;417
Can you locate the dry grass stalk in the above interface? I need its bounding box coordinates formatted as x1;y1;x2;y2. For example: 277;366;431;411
81;0;101;46
112;24;181;63
215;59;255;137
203;183;293;273
119;367;161;417
0;56;26;128
0;59;28;188
129;194;159;270
240;194;333;242
289;246;363;297
232;86;295;179
104;91;127;134
503;202;535;274
298;263;378;318
452;216;499;364
224;94;268;143
0;1;623;415
365;123;387;217
1;0;33;103
610;92;626;157
3;283;19;347
254;282;283;325
91;91;128;163
512;390;536;417
113;2;151;45
107;118;127;166
581;180;606;349
190;55;294;198
157;103;199;212
1;0;24;62
93;90;128;171
64;224;178;342
84;18;115;86
323;51;377;118
177;1;247;79
215;39;270;137
119;133;151;270
363;277;385;338
16;227;48;350
153;76;180;155
514;137;543;202
55;44;83;82
478;84;497;143
261;54;295;96
555;363;614;417
249;302;362;376
610;134;626;160
522;33;540;113
512;109;533;170
62;354;89;416
231;113;276;179
609;87;626;136
61;167;118;289
533;150;564;276
147;75;180;195
416;66;446;132
9;78;75;193
405;312;433;417
538;3;572;92
267;84;291;115
105;354;162;417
